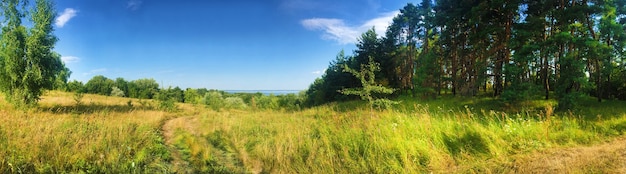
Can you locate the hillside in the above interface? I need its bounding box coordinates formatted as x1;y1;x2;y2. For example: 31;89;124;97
0;91;625;173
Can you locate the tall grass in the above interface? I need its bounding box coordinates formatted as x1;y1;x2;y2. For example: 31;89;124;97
1;91;625;172
0;91;174;173
170;99;626;173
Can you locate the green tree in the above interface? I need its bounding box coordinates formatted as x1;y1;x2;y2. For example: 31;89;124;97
184;88;201;104
53;63;71;91
84;75;114;95
0;0;66;107
128;78;159;99
66;80;84;92
340;56;396;115
114;77;128;95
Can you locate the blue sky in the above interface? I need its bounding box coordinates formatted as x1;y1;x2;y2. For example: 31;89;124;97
53;0;409;90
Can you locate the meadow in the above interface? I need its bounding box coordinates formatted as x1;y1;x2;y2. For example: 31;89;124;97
0;91;625;173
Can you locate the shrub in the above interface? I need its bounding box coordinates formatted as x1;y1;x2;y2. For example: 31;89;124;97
224;97;247;109
73;92;84;106
111;86;125;97
202;91;224;110
256;95;279;110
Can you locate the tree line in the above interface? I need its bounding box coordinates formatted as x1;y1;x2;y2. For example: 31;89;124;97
60;75;304;111
306;0;626;110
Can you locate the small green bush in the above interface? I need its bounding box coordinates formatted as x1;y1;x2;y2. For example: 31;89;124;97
224;97;247;109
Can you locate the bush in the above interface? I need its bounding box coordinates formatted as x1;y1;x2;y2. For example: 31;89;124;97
224;97;247;109
256;95;279;110
158;99;177;112
202;91;224;110
111;86;125;97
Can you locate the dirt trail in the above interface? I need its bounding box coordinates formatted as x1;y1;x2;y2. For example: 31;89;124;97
161;116;195;173
510;137;626;173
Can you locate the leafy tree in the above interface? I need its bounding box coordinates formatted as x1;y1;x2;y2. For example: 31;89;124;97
66;80;84;92
202;91;224;110
128;78;159;99
304;50;357;106
84;75;114;95
53;64;71;91
184;88;201;104
156;86;184;103
114;77;129;95
0;0;66;107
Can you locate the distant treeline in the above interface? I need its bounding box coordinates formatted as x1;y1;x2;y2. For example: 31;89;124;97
59;75;304;110
306;1;626;110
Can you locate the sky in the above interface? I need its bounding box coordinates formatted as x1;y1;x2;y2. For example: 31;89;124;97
53;0;411;90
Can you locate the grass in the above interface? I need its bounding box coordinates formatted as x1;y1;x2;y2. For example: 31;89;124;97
169;97;626;173
0;91;174;173
0;91;625;173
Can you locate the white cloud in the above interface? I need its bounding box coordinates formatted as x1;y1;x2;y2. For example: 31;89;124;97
312;70;323;75
301;11;399;44
56;8;78;28
82;68;107;76
127;0;143;11
61;56;80;63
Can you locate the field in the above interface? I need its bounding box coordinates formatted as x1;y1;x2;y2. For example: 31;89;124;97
1;91;625;173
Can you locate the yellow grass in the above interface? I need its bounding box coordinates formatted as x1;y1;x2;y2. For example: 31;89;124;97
0;91;174;173
1;91;625;173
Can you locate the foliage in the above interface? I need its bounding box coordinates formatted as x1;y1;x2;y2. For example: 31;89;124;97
110;86;125;97
0;0;66;107
66;80;84;92
84;75;114;96
340;56;397;114
202;91;224;110
224;97;247;109
304;50;357;106
305;1;626;109
127;78;159;99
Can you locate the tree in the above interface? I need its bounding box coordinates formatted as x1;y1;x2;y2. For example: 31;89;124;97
84;75;114;95
66;80;84;92
0;0;66;107
114;77;129;96
53;64;71;91
184;88;201;104
340;56;396;115
128;78;159;99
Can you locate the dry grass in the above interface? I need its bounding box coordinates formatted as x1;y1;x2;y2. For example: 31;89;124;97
1;91;625;173
0;91;175;173
510;137;626;173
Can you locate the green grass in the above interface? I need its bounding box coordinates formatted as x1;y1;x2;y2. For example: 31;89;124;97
169;96;626;173
1;91;625;173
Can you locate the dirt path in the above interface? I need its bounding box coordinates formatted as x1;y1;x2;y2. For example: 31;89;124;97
510;137;626;173
161;116;195;173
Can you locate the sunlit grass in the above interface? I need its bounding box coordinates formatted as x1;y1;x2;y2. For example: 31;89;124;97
170;98;626;173
0;91;625;173
0;91;174;173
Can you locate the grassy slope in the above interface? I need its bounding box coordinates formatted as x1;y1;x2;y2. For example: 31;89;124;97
1;91;625;173
0;91;175;173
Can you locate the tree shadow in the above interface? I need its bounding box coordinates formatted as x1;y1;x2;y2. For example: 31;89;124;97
39;103;156;114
